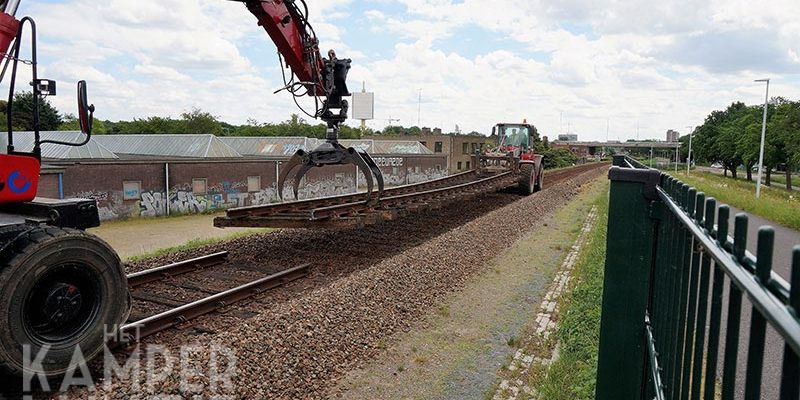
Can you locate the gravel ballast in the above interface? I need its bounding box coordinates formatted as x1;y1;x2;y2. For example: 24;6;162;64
18;164;605;399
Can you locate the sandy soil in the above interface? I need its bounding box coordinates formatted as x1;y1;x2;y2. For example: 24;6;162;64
88;213;257;259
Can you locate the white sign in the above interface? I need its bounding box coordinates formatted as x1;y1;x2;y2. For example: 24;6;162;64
352;92;375;120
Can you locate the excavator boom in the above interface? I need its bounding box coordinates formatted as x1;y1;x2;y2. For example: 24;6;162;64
238;0;384;201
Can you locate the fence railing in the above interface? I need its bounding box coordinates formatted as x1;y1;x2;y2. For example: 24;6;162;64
595;155;800;400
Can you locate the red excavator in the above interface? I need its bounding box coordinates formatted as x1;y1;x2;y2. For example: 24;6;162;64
0;0;131;378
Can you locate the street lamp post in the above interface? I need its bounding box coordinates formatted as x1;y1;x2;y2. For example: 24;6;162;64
755;78;770;198
686;126;693;175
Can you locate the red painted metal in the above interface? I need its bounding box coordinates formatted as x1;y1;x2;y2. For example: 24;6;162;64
245;0;324;94
0;154;41;204
0;12;19;56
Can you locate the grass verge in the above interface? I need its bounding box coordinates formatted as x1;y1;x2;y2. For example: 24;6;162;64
669;171;800;231
534;186;609;400
125;229;262;263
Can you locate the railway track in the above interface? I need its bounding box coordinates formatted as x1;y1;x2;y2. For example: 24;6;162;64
123;163;604;343
214;165;581;229
121;252;309;342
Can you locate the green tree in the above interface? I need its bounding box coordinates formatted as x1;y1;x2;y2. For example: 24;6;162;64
180;108;223;135
59;113;108;134
4;92;63;131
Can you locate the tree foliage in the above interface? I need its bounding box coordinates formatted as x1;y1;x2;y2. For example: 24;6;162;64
1;92;63;131
692;98;799;189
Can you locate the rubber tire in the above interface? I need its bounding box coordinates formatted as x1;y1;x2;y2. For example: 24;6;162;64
534;169;543;192
519;163;536;195
0;227;130;378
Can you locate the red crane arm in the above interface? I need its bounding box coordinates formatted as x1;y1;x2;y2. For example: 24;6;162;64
244;0;325;95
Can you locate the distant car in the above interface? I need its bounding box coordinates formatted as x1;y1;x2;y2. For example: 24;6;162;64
710;163;723;169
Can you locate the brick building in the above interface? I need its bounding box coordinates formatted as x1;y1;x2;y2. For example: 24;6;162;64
367;131;490;173
15;132;447;221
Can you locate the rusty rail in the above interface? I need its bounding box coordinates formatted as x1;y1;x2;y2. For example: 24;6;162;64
215;170;517;229
126;252;229;288
120;263;311;341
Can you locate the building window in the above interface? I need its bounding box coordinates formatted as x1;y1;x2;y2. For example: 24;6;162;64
462;143;469;154
192;179;207;195
466;161;471;170
457;161;462;170
435;141;443;153
247;176;262;192
122;181;141;200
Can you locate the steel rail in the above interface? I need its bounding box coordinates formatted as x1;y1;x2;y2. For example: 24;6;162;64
119;263;311;341
126;251;229;288
225;170;477;219
307;171;515;219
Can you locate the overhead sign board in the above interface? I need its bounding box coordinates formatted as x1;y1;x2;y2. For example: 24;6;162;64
352;92;375;120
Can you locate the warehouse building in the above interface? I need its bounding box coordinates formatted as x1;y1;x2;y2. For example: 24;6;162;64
13;132;446;221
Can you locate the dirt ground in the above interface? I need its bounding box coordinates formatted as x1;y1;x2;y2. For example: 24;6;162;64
88;213;258;260
331;175;607;399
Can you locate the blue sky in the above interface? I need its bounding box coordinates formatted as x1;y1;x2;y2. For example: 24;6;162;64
7;0;800;141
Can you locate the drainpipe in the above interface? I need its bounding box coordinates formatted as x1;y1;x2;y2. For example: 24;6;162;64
165;162;170;216
276;161;281;202
57;173;64;199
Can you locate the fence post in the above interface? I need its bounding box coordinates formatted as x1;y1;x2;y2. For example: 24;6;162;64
596;159;662;400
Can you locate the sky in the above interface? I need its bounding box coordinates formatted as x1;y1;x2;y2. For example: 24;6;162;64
6;0;800;141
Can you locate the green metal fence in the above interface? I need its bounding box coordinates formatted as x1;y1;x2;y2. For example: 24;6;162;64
595;155;800;400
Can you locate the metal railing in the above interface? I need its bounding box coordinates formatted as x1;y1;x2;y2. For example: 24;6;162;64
595;155;800;400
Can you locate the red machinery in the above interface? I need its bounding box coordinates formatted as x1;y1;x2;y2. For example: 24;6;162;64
240;0;384;201
0;0;130;378
476;122;544;194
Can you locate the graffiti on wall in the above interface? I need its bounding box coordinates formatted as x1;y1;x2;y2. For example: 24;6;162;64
139;191;167;217
70;163;448;220
76;191;128;221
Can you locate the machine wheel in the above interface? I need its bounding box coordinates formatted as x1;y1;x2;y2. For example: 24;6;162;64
0;227;130;377
519;163;536;195
534;169;543;192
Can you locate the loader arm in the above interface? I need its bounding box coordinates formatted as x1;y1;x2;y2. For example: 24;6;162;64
237;0;384;201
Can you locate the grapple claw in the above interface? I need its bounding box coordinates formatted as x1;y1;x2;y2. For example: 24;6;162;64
292;163;314;200
346;148;375;200
358;150;385;199
277;149;307;200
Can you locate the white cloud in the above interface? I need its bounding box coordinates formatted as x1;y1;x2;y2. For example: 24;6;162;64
1;0;797;143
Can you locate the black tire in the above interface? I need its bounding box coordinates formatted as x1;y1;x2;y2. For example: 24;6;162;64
0;227;130;377
519;163;536;195
534;168;543;192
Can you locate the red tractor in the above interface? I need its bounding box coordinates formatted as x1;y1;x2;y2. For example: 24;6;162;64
0;2;130;378
476;122;544;195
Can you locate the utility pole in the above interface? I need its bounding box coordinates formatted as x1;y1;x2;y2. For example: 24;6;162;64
417;88;422;127
755;78;770;198
686;126;694;175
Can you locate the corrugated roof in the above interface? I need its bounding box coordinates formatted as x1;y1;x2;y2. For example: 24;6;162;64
219;137;432;156
8;131;119;159
373;140;433;154
218;137;308;157
94;134;241;158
